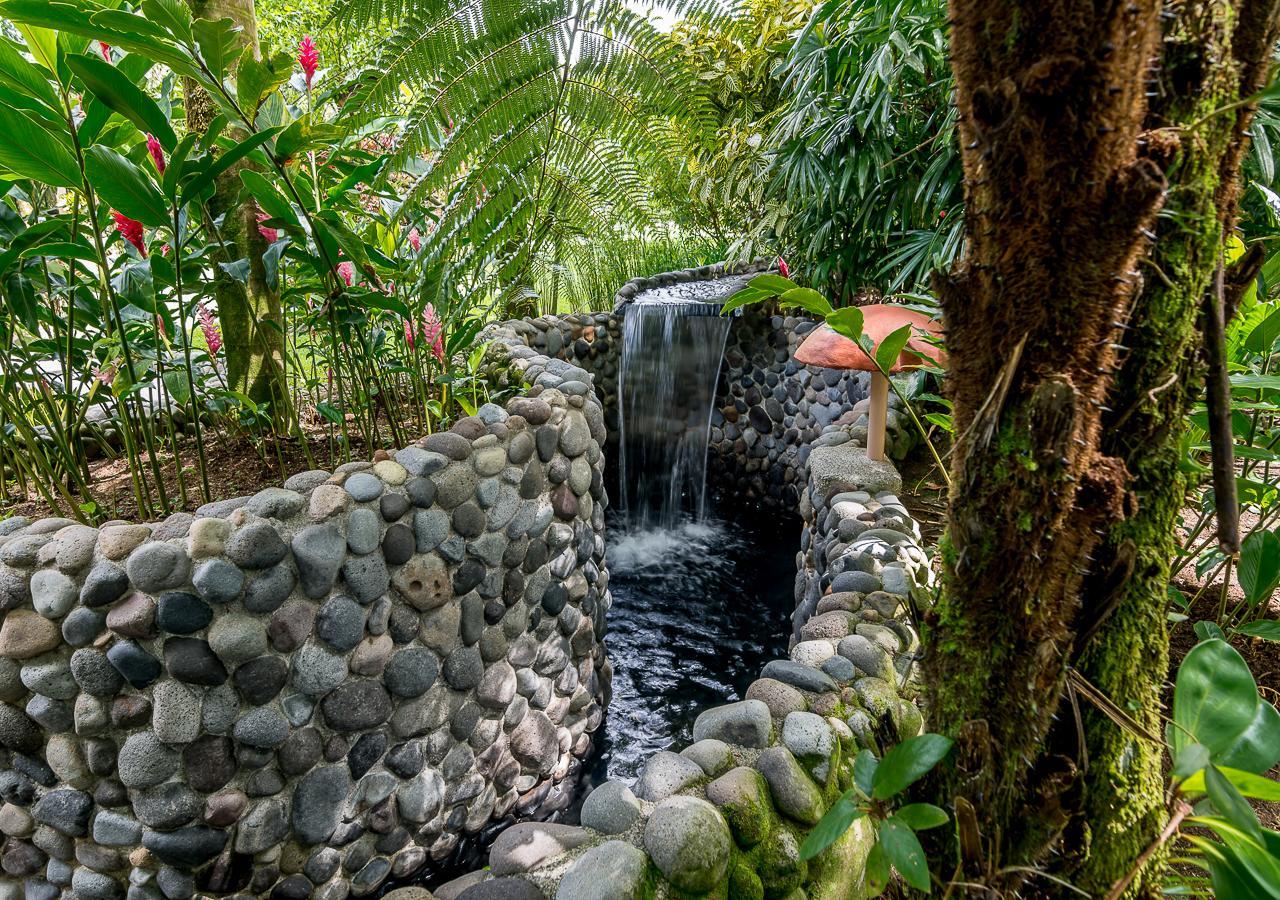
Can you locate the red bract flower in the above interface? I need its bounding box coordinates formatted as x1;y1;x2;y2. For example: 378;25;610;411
336;261;355;286
298;35;319;90
404;318;415;350
197;303;222;355
408;227;421;253
422;303;444;363
98;41;111;61
777;256;790;279
112;211;146;256
256;209;278;244
146;134;165;174
938;209;947;221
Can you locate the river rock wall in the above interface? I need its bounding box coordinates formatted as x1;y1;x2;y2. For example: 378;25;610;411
0;368;611;898
427;430;930;900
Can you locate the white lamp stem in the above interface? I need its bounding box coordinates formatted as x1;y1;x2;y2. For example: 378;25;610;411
867;370;889;461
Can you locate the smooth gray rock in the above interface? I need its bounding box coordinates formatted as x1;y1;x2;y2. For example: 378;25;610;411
556;840;649;900
578;780;641;835
633;750;704;802
488;822;591;876
126;543;191;593
692;699;773;749
643;795;732;893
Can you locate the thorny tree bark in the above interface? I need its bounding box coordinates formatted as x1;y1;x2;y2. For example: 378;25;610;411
923;0;1280;895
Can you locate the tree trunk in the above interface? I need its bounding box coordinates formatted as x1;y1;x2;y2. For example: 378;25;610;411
1067;3;1280;894
926;0;1280;892
925;0;1167;882
184;0;288;419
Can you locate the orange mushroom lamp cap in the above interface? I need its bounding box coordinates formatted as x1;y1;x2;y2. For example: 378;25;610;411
794;305;945;372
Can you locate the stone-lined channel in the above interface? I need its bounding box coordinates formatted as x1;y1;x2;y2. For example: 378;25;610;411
582;510;798;783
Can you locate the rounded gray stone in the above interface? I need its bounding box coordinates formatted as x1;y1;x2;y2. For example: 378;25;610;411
383;648;439;698
633;750;705;802
643;795;732;893
224;522;288;569
579;780;641;835
345;472;384;502
207;614;268;663
691;699;773;749
233;707;290;748
292;645;348;696
126;543;191;593
556;840;649;900
118;732;179;789
31;570;77;619
192;558;244;604
346;508;380;555
316;594;365;652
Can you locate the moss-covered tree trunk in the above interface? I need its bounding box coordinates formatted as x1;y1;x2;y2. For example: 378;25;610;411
184;0;289;420
1066;3;1280;894
925;0;1280;893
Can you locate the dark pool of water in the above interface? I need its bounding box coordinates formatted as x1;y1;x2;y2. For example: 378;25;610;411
581;508;800;785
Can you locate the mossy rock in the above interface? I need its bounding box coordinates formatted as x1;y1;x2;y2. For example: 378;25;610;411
714;859;756;900
755;827;808;899
705;767;776;848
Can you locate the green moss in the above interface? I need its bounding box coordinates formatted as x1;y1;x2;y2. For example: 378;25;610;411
729;857;765;900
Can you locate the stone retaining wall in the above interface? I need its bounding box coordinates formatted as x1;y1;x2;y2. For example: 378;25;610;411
426;438;929;899
0;358;612;898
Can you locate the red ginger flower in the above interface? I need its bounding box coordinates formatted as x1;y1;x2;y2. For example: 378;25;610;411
98;42;111;61
256;208;278;244
336;261;355;286
112;211;146;256
408;227;421;253
422;303;444;363
197;302;222;355
298;35;319;90
146;134;165;175
777;256;790;279
404;317;415;350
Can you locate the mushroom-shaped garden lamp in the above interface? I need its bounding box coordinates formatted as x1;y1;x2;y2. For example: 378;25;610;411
794;306;945;461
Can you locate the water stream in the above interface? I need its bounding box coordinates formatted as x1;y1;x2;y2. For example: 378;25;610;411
587;282;796;781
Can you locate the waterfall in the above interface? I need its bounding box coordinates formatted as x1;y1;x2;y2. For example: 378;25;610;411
616;293;734;530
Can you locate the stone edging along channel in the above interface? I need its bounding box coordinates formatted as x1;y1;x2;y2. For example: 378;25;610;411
0;262;930;899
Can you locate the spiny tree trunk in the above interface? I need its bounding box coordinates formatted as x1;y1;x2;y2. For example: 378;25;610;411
925;0;1167;883
1067;2;1280;894
184;0;288;420
926;0;1280;893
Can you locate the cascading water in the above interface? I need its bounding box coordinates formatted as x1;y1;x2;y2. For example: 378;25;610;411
616;282;741;529
585;274;796;782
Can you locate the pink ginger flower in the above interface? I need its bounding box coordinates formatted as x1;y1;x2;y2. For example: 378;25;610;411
145;134;165;174
98;42;111;61
160;243;170;256
112;211;146;256
197;302;222;355
777;256;790;279
256;208;278;243
94;363;117;386
336;261;355;286
298;35;319;90
404;318;415;350
422;303;444;363
408;227;421;253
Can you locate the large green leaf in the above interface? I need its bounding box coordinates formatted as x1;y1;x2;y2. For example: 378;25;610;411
66;53;176;150
1171;638;1259;760
826;305;864;344
0;106;80;188
871;734;952;800
0;37;61;112
853;748;878;796
235;47;291;116
1206;765;1264;840
1239;529;1280;606
239;169;299;228
1217;699;1280;775
798;788;864;861
778;286;833;317
894;803;949;831
879;817;931;893
1236;619;1280;641
180;127;280;202
875;322;913;372
0;1;196;77
1183;766;1280;802
1245;306;1280;354
141;0;193;42
84;145;168;225
191;16;241;83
